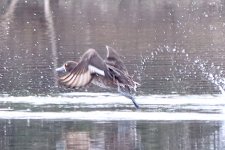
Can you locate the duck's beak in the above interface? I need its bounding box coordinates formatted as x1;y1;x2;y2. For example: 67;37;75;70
55;65;66;73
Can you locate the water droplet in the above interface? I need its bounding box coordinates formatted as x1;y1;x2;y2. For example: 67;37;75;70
203;12;208;17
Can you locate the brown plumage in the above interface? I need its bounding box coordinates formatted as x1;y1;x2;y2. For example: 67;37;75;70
56;46;140;108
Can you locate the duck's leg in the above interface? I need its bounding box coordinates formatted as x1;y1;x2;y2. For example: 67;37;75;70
117;85;139;109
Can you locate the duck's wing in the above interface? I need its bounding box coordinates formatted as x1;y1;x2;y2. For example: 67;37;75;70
107;65;139;108
59;49;108;88
105;46;128;74
107;65;134;88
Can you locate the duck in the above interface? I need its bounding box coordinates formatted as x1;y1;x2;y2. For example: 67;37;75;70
56;46;140;108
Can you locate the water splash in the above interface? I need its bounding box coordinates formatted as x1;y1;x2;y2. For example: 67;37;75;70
141;45;225;95
194;59;225;95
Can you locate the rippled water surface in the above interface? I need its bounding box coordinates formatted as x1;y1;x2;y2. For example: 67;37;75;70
0;94;225;150
1;0;225;149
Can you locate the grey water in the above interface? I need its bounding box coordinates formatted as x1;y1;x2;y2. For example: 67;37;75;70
1;0;225;149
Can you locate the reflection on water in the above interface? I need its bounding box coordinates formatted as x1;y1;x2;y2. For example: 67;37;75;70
0;94;224;149
1;0;225;150
0;120;224;150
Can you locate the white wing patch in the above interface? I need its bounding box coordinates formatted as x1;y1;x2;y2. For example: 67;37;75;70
88;65;105;76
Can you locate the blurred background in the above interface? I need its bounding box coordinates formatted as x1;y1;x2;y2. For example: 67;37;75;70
1;0;225;150
1;0;225;96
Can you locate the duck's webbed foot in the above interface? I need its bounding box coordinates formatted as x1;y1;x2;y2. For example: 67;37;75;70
117;85;139;109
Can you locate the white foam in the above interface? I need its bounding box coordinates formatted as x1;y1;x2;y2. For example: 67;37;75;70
0;111;223;121
0;93;225;106
0;93;225;121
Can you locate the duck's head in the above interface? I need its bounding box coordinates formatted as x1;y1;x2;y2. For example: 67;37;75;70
56;61;77;73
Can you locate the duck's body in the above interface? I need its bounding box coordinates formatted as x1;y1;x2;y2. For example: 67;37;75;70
56;46;140;108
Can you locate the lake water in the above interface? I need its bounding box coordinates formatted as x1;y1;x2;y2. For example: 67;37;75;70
1;0;225;149
0;93;225;150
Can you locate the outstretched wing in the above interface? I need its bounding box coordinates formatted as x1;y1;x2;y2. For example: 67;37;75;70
105;46;128;74
107;65;133;87
59;49;108;88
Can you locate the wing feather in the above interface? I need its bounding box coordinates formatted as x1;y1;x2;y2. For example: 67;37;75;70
58;49;108;88
105;46;128;74
75;72;84;87
67;74;78;87
59;72;72;81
